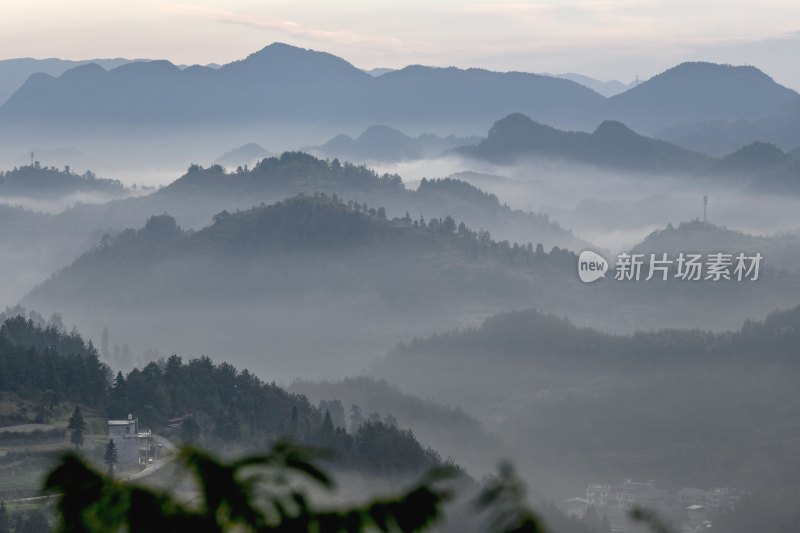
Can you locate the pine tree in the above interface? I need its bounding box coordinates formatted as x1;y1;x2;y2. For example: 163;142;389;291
104;440;118;477
67;406;86;450
322;411;335;434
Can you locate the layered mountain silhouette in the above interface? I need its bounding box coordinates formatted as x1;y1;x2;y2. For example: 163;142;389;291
0;163;128;199
456;113;800;191
21;194;800;382
214;143;272;168
22;194;581;378
307;125;480;162
605;62;799;134
0;152;588;313
456;113;712;172
2;47;797;151
289;376;503;472
659;103;800;157
546;73;633;97
0;43;603;133
0;57;139;105
57;152;586;250
712;142;800;193
372;306;800;485
633;220;800;272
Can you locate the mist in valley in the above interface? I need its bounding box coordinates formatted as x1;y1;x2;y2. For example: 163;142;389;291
1;30;800;533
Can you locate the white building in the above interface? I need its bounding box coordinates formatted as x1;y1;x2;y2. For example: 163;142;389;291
107;414;158;465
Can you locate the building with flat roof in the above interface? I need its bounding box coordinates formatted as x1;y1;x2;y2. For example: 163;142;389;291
107;414;158;466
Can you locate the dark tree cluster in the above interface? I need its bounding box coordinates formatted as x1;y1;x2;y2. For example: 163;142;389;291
0;315;448;477
0;316;110;407
397;305;800;366
108;355;446;476
417;178;503;211
73;193;574;280
0;163;126;198
178;152;404;194
199;194;574;272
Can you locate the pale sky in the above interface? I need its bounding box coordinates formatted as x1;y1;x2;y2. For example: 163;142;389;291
2;0;799;90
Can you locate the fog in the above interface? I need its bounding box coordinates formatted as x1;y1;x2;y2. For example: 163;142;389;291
2;49;800;533
374;154;800;254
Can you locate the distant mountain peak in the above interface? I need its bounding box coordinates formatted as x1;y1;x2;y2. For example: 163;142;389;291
59;62;107;79
461;112;711;172
244;42;315;60
718;141;793;171
357;124;410;141
606;61;800;134
487;113;554;138
223;42;368;79
593;120;637;137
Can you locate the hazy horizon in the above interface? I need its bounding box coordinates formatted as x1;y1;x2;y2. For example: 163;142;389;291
2;1;800;91
3;3;800;532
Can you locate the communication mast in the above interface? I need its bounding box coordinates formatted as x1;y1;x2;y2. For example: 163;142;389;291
703;195;708;223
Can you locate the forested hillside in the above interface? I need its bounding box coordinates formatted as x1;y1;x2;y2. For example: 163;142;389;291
0;312;447;477
374;307;800;505
0;163;127;199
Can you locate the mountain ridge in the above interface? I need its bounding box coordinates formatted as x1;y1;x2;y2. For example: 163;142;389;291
456;113;713;173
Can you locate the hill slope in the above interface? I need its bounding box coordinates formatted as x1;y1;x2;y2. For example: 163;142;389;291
24;194;582;380
0;43;603;134
23;194;800;382
0;57;138;104
372;307;800;489
57;152;586;251
457;113;712;173
307;125;480;162
713;142;800;193
605;62;800;135
0;163;128;199
632;220;800;272
290;377;503;473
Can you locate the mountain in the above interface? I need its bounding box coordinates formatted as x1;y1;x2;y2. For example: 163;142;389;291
0;163;128;199
0;57;139;104
657;100;800;157
372;306;800;488
791;146;800;161
715;141;794;174
0;43;603;134
0;311;452;496
289;377;503;473
550;73;633;97
605;62;800;135
214;143;272;168
307;125;480;162
23;193;800;382
366;68;394;77
23;194;582;381
713;142;800;193
2;50;795;167
0;204;104;305
367;64;602;131
0;152;585;308
457;113;712;173
56;152;587;251
632;220;800;272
